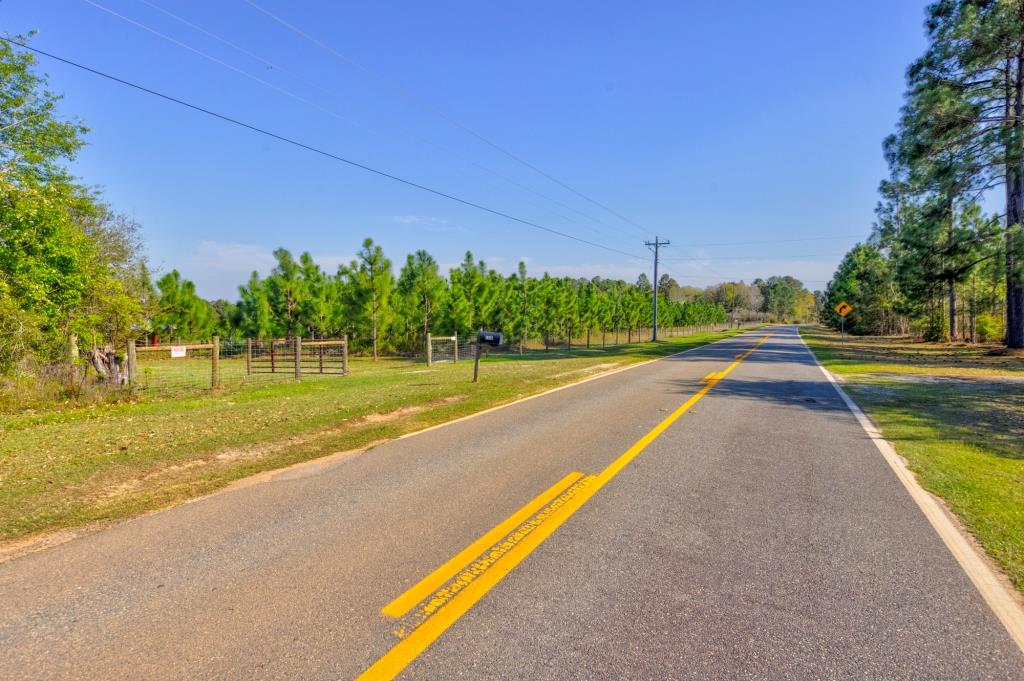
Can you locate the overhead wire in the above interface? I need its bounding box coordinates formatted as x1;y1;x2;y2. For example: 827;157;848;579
241;0;655;239
94;0;641;247
1;37;648;263
670;234;862;249
662;253;845;264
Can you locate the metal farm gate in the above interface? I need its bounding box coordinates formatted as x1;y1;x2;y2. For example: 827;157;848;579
247;337;349;377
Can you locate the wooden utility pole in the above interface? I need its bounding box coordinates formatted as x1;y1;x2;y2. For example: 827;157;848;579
645;237;670;341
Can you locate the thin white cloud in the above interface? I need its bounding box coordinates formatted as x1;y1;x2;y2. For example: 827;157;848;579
183;241;355;299
391;214;429;225
313;252;357;272
388;214;465;233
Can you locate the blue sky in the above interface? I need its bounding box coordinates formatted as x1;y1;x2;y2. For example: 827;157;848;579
4;0;928;299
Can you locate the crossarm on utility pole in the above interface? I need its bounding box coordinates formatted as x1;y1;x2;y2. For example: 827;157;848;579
645;237;670;341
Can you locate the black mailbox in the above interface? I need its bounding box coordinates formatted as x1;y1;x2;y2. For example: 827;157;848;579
477;331;503;347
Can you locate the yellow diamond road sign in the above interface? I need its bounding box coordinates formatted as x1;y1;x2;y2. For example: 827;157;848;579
834;301;853;317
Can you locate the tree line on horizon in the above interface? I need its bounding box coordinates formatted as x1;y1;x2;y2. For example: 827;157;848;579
0;39;815;391
822;1;1024;346
148;243;817;357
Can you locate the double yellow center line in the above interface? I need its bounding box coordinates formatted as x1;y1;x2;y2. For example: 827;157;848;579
357;333;773;679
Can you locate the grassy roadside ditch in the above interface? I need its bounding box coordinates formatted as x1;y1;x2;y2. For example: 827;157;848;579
0;328;755;551
800;326;1024;593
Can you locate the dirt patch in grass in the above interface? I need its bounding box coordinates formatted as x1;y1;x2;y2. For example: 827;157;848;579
551;362;621;379
0;328;757;550
362;405;425;423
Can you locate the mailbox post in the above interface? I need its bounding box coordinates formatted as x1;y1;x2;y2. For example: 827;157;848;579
473;331;503;383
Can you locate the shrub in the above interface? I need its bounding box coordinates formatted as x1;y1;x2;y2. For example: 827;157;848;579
976;314;1004;343
920;310;948;343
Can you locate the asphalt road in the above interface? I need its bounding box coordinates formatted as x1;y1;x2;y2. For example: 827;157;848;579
1;327;1022;680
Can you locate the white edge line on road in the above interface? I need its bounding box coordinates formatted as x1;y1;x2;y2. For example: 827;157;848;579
798;330;1024;654
396;327;766;443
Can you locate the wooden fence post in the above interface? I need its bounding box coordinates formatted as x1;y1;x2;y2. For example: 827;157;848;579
453;333;459;362
67;333;80;388
294;336;302;380
426;333;433;366
270;341;276;373
342;334;349;375
211;336;220;388
126;339;137;385
319;340;324;374
246;338;252;375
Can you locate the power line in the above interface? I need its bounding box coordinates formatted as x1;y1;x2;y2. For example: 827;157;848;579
670;234;863;249
98;0;641;248
2;37;648;262
82;0;342;119
242;0;654;239
660;270;830;285
662;253;844;264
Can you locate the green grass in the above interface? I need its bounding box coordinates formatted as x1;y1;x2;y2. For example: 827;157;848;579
801;326;1024;592
0;328;754;547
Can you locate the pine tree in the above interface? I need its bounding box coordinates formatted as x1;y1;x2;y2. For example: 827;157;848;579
345;238;394;360
396;250;445;351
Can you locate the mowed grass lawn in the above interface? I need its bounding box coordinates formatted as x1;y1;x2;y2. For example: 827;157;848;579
801;326;1024;593
0;328;753;549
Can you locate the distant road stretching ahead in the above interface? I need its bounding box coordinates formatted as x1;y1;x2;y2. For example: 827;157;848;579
1;328;1022;680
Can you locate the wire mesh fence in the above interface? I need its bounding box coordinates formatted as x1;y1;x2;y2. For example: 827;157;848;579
52;322;760;403
129;336;348;396
422;323;755;362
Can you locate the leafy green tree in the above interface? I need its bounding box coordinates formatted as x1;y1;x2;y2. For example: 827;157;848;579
0;39;147;373
824;244;902;335
1;36;87;188
755;276;811;322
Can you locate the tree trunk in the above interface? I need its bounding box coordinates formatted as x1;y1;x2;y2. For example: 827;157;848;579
1006;47;1024;347
948;280;957;343
87;346;124;385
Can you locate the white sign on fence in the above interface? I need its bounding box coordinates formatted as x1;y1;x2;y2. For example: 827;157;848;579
170;346;187;358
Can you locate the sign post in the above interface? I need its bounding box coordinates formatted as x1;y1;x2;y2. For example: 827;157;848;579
834;301;853;343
